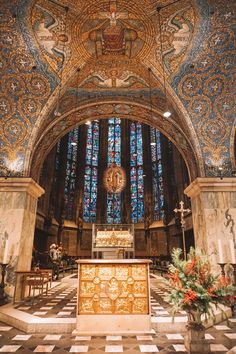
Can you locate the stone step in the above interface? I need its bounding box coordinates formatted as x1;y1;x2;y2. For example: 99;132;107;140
0;303;76;334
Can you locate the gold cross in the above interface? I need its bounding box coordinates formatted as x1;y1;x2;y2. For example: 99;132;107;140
174;201;191;228
174;201;191;260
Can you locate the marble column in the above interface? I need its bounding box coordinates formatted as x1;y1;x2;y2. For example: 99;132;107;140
185;178;236;273
0;178;44;298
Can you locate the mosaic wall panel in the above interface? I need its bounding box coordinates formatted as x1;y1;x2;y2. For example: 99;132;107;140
78;263;149;315
0;0;57;176
173;0;236;175
0;0;235;179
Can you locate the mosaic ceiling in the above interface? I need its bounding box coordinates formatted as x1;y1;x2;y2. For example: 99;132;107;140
0;0;235;179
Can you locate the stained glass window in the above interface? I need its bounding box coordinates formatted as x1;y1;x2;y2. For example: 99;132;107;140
64;128;79;220
130;122;144;223
106;118;122;224
83;121;100;222
150;127;164;220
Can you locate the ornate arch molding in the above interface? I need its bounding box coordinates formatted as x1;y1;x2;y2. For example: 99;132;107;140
29;101;202;182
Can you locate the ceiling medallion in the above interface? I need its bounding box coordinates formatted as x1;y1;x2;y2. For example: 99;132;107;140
103;164;126;193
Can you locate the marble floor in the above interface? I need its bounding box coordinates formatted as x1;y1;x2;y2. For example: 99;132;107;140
0;274;235;353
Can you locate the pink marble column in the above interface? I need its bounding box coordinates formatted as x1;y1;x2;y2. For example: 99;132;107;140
0;178;44;299
185;178;236;273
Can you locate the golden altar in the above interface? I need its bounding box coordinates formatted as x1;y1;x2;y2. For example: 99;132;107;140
76;259;151;334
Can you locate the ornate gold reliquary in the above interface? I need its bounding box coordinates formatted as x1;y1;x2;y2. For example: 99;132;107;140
78;263;149;315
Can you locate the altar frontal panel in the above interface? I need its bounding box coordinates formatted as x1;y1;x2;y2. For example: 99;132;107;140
78;263;149;315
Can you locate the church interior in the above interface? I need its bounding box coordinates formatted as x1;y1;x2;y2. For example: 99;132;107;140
0;0;235;352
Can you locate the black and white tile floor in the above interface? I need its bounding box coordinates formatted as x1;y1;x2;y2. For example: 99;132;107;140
0;275;235;353
14;284;77;318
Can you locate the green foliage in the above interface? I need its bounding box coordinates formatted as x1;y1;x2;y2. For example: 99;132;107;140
165;247;234;325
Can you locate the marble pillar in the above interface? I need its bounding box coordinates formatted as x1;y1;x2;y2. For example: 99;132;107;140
185;178;236;273
0;178;44;298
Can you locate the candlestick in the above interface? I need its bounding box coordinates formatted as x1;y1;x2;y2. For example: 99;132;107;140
218;263;226;276
230;240;236;264
0;263;9;305
218;239;223;263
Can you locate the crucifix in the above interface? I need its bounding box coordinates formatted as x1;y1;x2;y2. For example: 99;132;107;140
174;201;191;260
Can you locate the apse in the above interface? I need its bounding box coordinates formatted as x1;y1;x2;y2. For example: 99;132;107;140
35;118;192;257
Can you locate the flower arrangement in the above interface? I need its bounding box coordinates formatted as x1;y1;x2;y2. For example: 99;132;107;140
165;248;234;328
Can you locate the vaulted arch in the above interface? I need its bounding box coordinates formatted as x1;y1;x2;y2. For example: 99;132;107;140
29;98;203;182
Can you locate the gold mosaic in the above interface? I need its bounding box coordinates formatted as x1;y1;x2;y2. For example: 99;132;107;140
78;263;149;315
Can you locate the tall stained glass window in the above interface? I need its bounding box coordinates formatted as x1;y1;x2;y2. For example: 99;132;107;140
64;128;79;220
106;118;122;224
130;122;144;222
83;121;100;222
150;127;164;220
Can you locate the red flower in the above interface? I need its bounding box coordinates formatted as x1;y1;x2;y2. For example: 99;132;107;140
186;258;197;275
168;271;180;284
218;276;231;287
198;263;210;283
183;289;197;304
207;287;217;297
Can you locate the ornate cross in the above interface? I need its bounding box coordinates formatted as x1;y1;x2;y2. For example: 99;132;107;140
174;201;191;260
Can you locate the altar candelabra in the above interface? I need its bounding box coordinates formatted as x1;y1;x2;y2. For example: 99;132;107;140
217;263;226;276
0;263;8;305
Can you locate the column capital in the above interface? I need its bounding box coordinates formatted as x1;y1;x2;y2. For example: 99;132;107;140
185;177;236;198
0;177;44;199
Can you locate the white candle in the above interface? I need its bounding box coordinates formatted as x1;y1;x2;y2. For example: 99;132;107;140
3;237;9;264
218;239;223;263
229;240;236;264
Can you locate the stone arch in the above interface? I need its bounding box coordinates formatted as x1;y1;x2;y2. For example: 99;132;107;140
29;99;203;182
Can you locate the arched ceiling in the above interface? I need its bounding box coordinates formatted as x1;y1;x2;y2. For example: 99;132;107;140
0;0;235;178
29;101;201;182
30;0;196;76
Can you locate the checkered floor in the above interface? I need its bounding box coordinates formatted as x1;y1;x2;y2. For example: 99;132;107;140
0;275;235;353
14;284;77;318
12;276;185;320
1;321;236;353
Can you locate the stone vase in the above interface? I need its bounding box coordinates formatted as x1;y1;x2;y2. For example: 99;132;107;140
184;322;210;354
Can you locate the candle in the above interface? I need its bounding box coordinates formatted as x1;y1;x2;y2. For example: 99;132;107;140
218;239;223;263
229;239;236;264
2;235;9;264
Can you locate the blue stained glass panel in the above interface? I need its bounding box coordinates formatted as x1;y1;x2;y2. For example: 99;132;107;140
130;122;144;223
106;118;122;223
83;122;99;222
150;127;164;220
64;128;79;220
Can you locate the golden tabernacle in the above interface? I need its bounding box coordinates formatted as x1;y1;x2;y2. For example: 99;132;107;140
92;224;135;259
95;230;132;247
76;259;151;334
